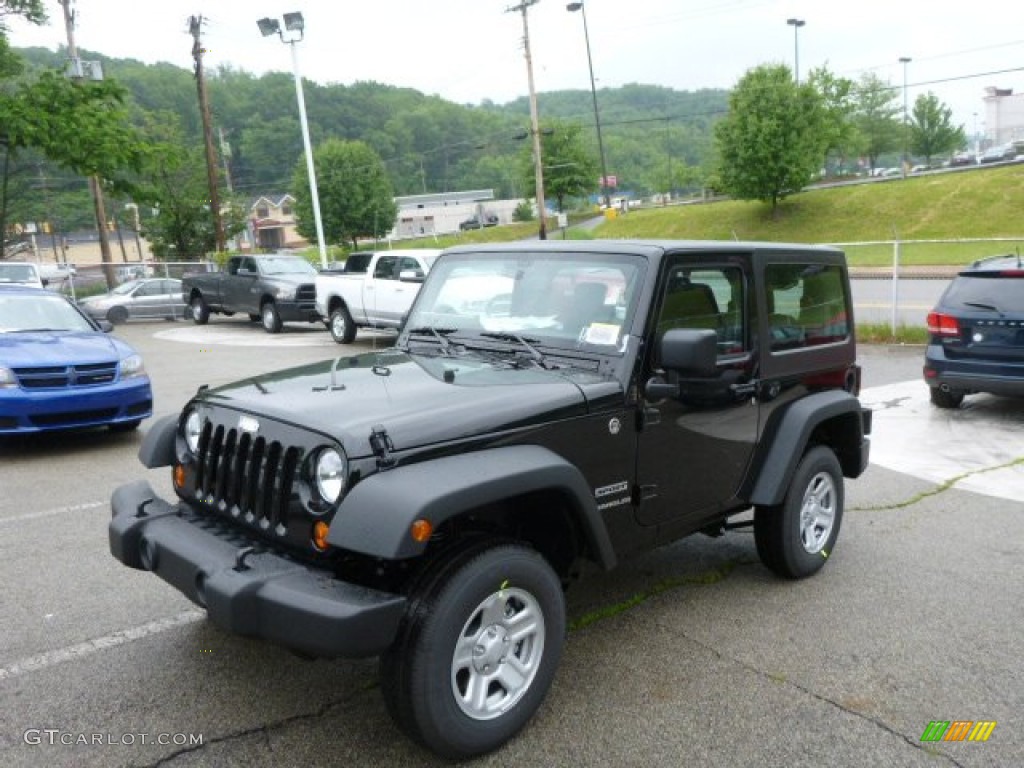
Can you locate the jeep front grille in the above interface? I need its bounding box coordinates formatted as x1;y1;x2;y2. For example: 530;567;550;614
194;422;302;535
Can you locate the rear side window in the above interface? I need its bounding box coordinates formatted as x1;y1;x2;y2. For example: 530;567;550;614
765;264;849;351
943;274;1024;313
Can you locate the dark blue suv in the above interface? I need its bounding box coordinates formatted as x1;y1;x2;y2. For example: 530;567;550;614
924;255;1024;408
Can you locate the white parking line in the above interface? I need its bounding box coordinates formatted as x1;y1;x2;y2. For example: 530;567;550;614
0;501;105;525
0;611;205;681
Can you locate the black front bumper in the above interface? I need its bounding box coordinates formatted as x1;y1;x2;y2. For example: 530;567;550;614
276;300;321;323
109;481;406;658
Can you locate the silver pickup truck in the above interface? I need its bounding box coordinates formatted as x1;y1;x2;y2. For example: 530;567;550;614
314;249;441;343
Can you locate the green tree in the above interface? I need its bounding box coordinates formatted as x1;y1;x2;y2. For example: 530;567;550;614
130;112;243;260
293;138;397;249
521;119;599;212
909;92;965;166
714;64;828;213
807;66;865;175
851;73;902;171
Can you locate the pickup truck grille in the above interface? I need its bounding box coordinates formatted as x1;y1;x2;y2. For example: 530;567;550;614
14;362;118;388
296;284;316;304
194;421;302;536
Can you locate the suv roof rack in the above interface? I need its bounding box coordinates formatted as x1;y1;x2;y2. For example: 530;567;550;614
969;251;1023;269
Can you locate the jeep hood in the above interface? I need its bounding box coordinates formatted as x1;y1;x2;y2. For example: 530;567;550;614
199;348;614;457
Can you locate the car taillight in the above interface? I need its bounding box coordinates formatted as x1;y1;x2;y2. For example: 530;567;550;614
926;311;960;336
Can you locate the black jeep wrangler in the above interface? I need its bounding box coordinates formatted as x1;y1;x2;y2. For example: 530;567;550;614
109;240;871;759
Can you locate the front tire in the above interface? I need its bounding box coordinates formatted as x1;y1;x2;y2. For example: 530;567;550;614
190;295;210;325
754;445;843;579
107;306;129;325
380;543;565;760
261;301;282;334
329;305;357;344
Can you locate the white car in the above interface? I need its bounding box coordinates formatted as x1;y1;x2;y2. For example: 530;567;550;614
0;262;45;289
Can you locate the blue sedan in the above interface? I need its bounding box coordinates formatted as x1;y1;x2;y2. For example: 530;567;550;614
0;286;153;433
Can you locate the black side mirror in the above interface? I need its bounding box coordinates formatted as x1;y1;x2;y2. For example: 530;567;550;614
659;329;718;375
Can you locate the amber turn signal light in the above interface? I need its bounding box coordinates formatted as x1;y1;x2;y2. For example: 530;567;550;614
173;463;186;489
312;520;330;551
410;519;433;543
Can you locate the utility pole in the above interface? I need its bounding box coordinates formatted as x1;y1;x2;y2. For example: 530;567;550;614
507;0;547;240
190;15;225;253
218;127;234;193
58;0;116;287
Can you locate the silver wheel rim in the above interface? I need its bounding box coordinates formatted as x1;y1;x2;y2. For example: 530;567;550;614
799;470;836;554
191;301;202;320
263;305;274;329
451;586;545;721
331;313;346;338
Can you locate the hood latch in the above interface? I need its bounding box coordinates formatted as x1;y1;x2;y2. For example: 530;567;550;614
369;424;397;469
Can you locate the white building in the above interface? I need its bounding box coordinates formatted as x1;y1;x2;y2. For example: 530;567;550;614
983;87;1024;145
391;190;523;238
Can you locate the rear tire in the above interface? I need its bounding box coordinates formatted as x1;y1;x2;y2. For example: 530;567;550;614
261;301;282;334
380;542;565;760
929;386;964;409
329;305;357;344
754;445;843;579
190;295;210;325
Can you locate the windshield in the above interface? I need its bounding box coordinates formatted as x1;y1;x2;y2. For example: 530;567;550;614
0;263;40;283
112;280;143;295
945;273;1024;313
261;257;317;276
0;293;96;333
405;250;645;353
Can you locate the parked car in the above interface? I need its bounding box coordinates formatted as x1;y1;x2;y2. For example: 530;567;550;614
0;261;45;288
923;254;1024;408
109;240;870;759
0;286;153;433
182;254;320;334
979;144;1018;164
459;212;499;230
315;249;441;343
78;278;185;324
949;151;976;167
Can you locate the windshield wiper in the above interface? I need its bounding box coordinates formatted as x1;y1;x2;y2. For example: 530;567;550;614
405;326;460;355
479;332;556;369
963;301;1004;315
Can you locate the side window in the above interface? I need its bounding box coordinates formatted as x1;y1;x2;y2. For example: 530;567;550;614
657;265;747;356
227;257;241;276
374;256;398;280
766;264;849;351
399;257;423;277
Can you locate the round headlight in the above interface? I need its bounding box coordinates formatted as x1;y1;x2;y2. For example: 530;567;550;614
184;410;202;454
315;448;346;504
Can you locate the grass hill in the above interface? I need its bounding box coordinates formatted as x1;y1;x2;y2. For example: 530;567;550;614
594;164;1024;267
378;164;1024;272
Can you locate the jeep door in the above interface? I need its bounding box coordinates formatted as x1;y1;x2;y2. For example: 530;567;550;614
635;258;759;530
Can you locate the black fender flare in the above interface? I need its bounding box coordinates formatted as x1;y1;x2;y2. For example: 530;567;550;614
327;445;616;569
746;389;870;507
138;413;178;468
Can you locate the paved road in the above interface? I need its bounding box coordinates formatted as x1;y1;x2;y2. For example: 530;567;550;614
1;321;1020;768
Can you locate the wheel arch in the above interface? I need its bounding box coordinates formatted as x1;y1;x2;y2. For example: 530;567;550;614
328;445;616;574
746;390;870;507
327;293;348;315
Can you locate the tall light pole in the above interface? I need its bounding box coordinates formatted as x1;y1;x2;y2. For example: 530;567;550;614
567;1;610;210
507;0;547;240
258;12;328;267
899;56;912;178
786;18;805;84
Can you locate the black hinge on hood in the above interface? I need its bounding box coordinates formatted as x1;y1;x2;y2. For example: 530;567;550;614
369;424;397;469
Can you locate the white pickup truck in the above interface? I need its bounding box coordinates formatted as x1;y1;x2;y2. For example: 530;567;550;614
315;249;442;343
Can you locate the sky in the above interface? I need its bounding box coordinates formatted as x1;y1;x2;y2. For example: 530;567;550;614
7;0;1024;138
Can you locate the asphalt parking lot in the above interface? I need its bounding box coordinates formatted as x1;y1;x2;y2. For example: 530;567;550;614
1;317;1021;768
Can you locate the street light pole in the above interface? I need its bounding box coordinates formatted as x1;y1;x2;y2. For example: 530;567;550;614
258;13;328;268
786;18;805;84
567;1;610;210
899;56;912;179
507;0;547;240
